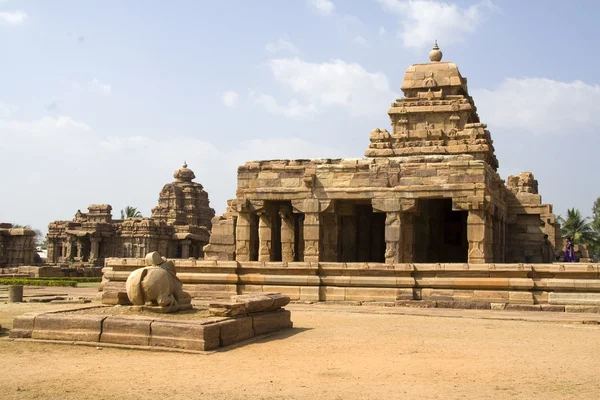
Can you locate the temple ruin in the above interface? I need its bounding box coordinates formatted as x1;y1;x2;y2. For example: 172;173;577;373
47;163;215;266
0;224;36;267
204;43;559;264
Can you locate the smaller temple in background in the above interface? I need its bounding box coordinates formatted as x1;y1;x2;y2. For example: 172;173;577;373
0;224;37;267
46;163;215;266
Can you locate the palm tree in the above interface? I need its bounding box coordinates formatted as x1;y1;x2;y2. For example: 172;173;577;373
557;208;598;245
120;206;142;219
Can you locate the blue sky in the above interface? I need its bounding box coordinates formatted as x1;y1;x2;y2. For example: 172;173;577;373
1;0;599;233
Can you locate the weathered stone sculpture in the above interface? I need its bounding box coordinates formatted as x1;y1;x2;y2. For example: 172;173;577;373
125;251;192;312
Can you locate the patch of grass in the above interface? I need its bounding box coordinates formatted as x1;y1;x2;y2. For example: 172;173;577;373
0;278;78;287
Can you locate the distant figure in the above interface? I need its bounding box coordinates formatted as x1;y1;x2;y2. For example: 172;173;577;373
540;234;556;263
564;237;577;262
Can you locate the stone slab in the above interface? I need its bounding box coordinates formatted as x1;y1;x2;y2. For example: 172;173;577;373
548;292;600;306
252;309;293;335
100;317;153;346
32;314;105;342
219;316;254;347
150;320;221;351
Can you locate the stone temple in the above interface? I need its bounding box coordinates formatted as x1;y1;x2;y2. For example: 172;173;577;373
46;163;214;266
204;43;559;265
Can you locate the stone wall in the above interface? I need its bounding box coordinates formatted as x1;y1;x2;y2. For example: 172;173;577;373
0;224;36;267
102;258;600;308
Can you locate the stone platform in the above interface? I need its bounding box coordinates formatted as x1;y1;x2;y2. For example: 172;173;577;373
101;258;600;312
9;293;293;352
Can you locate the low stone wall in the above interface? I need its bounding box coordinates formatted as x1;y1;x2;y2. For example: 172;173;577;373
18;265;103;278
101;258;600;308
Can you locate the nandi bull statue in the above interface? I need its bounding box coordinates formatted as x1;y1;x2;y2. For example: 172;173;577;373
125;251;192;312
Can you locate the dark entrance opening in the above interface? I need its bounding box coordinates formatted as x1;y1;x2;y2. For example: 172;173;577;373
414;198;468;263
337;202;385;263
294;213;304;261
249;213;259;261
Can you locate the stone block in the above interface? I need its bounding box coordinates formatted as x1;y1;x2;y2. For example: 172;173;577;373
473;290;509;303
9;313;40;338
219;316;254;347
540;304;565;312
549;292;600;306
100;317;152;346
564;305;600;313
209;301;247;317
490;303;506;310
319;286;345;301
32;314;105;342
436;301;490;310
508;291;535;305
252;309;292;335
505;304;542;312
101;291;132;306
150;320;220;351
395;300;437;308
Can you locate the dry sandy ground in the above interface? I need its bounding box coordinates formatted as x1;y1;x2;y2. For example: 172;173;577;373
1;300;600;400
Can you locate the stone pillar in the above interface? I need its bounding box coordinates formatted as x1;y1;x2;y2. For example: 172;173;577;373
257;211;272;262
279;206;295;262
467;209;492;263
181;239;191;259
321;213;339;262
373;198;417;263
401;214;416;262
303;212;320;262
235;212;251;262
90;238;101;262
65;239;74;261
47;239;55;263
292;199;324;263
385;212;402;263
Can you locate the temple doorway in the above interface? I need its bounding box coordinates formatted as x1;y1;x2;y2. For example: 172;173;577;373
337;202;385;263
414;199;468;263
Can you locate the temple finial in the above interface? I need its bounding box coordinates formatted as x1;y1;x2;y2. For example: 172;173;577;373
429;40;443;62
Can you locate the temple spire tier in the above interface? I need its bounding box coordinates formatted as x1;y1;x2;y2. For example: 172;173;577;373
365;42;498;171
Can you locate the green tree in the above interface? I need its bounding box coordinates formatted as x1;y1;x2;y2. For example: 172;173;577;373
588;198;600;260
557;208;598;246
120;206;143;219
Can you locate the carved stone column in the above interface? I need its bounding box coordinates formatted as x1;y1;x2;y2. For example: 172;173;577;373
292;199;326;263
235;211;251;262
321;212;339;262
257;210;272;262
90;238;101;262
47;239;55;263
373;198;417;263
303;212;320;262
385;212;402;263
279;206;295;262
467;209;492;263
181;239;191;259
401;213;416;262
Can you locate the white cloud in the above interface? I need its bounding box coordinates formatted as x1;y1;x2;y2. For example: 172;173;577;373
221;90;240;108
265;36;300;54
265;57;396;117
251;92;317;118
0;113;345;233
0;10;27;25
90;78;112;95
376;0;494;48
473;78;600;136
353;35;368;46
308;0;335;16
378;26;386;37
0;102;17;118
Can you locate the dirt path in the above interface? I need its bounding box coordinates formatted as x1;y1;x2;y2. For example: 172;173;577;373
1;299;599;400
